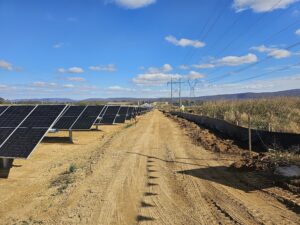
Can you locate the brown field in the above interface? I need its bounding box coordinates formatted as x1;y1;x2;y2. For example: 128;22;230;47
0;110;299;225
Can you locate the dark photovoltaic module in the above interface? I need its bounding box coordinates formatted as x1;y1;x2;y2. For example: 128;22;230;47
0;106;8;115
0;105;67;158
126;107;134;120
99;105;120;124
114;106;129;123
53;105;105;130
53;106;87;130
71;105;105;130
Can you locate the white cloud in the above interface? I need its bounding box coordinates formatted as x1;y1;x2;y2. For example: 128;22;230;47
106;85;134;92
186;71;205;80
145;64;173;73
196;74;300;96
192;63;215;69
165;35;205;48
251;45;291;59
89;64;117;72
133;73;182;86
58;67;84;73
189;54;257;70
111;0;156;9
178;65;190;70
66;77;86;82
295;28;300;36
53;42;64;48
63;84;75;88
216;53;258;66
31;82;57;87
233;0;298;13
0;60;13;71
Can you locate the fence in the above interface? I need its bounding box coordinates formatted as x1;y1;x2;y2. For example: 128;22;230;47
170;111;300;152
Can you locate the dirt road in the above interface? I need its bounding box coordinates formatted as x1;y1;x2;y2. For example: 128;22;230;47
0;110;299;224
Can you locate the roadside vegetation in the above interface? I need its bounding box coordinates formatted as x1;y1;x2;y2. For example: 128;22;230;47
164;97;300;134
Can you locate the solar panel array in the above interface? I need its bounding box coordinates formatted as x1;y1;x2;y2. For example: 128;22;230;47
53;105;105;130
99;106;120;124
72;105;105;130
0;106;8;115
0;104;151;160
114;106;129;123
0;105;67;158
126;107;134;120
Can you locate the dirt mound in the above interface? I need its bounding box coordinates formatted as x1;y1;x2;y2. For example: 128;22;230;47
231;153;300;194
231;153;276;172
166;113;246;154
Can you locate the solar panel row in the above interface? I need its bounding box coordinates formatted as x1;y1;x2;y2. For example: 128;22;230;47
114;106;129;124
99;106;120;124
53;105;105;130
72;105;105;130
0;104;151;159
0;105;67;158
53;106;86;130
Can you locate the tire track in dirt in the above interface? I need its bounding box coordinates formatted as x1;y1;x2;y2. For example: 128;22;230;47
2;110;299;225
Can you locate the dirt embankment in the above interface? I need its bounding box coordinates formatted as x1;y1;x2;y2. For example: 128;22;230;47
166;112;300;200
0;110;299;225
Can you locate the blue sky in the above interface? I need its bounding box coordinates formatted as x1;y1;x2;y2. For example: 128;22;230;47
1;0;300;99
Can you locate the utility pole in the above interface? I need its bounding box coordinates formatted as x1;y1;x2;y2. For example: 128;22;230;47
167;78;173;105
171;77;173;105
179;78;182;107
168;78;185;108
187;79;199;98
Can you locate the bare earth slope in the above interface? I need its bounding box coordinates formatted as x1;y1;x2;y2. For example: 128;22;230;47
0;110;299;224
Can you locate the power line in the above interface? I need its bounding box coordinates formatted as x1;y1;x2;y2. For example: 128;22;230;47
212;0;284;57
228;61;300;84
185;0;295;77
184;0;228;65
206;40;300;84
181;0;228;66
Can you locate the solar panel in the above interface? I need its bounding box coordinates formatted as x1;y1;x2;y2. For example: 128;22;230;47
53;106;86;130
0;106;8;116
0;128;14;144
99;106;120;124
71;105;105;130
99;105;107;117
20;105;66;128
126;107;134;120
114;106;128;123
0;128;48;158
0;106;35;127
0;105;67;158
94;105;108;124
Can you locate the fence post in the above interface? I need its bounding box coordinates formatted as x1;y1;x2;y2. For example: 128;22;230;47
248;114;252;153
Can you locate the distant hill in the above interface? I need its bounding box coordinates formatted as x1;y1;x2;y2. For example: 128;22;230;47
8;89;300;103
190;89;300;101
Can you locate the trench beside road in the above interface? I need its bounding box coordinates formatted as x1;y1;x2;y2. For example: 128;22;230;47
0;110;299;225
